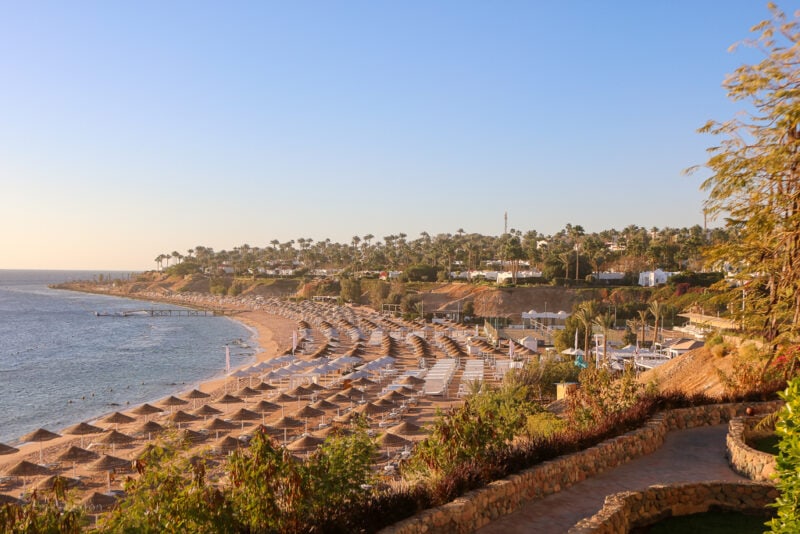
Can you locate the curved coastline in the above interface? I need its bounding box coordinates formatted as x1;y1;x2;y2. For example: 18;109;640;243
0;286;295;467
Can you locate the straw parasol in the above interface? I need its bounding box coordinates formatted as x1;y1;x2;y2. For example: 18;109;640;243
293;405;324;419
374;398;395;408
194;404;223;418
133;420;165;440
354;402;388;417
254;381;277;392
102;412;135;430
326;393;352;404
376;432;412;449
0;494;20;505
56;445;98;470
183;389;211;409
287;385;313;398
271;392;297;404
159;395;189;414
167;410;200;429
272;416;304;444
35;474;82;491
351;376;377;387
82;491;118;512
286;434;324;452
20;428;61;463
204;417;238;439
235;386;260;398
96;430;135;454
388;420;423;436
381;390;407;402
305;382;327;392
312;425;351;439
4;460;52;478
398;375;426;386
310;399;338;411
229;408;260;422
214;435;245;454
0;442;19;455
63;422;104;448
183;389;211;400
178;429;207;445
130;403;163;420
251;400;280;414
215;393;244;405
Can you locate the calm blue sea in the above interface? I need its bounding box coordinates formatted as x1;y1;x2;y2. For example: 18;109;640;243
0;270;256;445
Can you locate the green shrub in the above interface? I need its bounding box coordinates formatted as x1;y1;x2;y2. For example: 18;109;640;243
769;376;800;533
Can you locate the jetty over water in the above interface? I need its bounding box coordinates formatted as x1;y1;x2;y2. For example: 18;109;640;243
95;308;241;318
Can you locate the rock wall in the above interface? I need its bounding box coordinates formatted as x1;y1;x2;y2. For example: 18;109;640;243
569;481;778;533
727;415;777;483
379;401;782;534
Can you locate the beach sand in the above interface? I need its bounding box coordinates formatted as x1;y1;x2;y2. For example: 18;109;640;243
0;298;474;509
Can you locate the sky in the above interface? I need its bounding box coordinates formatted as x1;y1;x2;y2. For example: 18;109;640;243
0;1;790;270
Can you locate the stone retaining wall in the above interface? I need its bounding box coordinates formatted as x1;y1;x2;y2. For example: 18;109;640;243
568;481;778;533
727;415;777;483
379;401;782;534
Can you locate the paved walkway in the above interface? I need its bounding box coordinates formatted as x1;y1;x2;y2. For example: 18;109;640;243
475;424;745;534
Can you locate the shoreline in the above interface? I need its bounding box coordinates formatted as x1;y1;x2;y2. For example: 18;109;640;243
0;287;297;469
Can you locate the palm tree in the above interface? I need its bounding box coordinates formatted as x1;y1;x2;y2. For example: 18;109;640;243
593;312;615;366
648;300;663;347
637;309;649;347
575;302;598;356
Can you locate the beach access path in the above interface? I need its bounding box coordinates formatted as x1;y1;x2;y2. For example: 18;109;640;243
475;424;746;534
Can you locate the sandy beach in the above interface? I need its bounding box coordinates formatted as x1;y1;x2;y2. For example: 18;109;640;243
0;290;480;510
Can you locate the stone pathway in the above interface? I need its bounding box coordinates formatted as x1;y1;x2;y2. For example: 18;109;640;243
475;424;745;534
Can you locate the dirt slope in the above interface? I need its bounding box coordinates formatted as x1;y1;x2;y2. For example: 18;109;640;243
637;347;736;398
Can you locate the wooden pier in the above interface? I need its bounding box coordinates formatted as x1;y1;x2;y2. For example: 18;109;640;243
95;308;240;318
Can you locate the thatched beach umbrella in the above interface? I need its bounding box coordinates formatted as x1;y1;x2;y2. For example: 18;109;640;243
194;404;223;419
35;474;82;492
0;442;19;455
388;420;423;436
204;417;238;439
326;392;352;404
133;420;165;440
0;494;20;505
310;399;338;411
374;398;395;409
56;445;98;477
183;389;211;409
254;381;277;392
214;435;245;455
178;429;207;445
159;396;189;414
230;407;260;422
215;393;244;406
381;390;407;402
293;405;324;419
312;425;351;439
167;410;200;429
376;432;412;449
305;382;327;393
87;454;130;492
82;491;118;512
271;392;297;404
20;428;61;464
286;434;324;452
64;421;103;448
398;375;426;386
97;430;135;454
102;412;135;430
354;402;388;417
272;415;303;445
5;460;51;476
287;385;313;398
235;386;260;399
351;377;377;387
130;403;163;421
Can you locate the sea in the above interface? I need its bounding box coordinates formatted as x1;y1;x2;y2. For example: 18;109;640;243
0;270;256;445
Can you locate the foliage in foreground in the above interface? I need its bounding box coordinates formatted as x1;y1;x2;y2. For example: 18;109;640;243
769;376;800;533
98;423;376;534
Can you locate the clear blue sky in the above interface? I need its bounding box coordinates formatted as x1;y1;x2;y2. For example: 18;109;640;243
0;1;785;270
